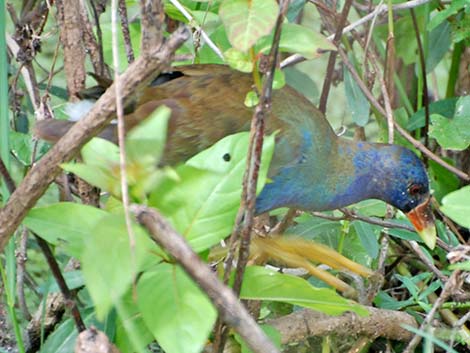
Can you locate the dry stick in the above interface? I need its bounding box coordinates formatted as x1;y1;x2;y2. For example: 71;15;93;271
0;27;189;252
78;0;108;78
169;0;224;60
268;306;417;343
111;0;139;294
318;0;353;114
232;0;290;295
133;206;280;353
409;8;430;154
118;0;135;64
408;241;447;282
337;47;470;181
17;228;31;321
403;270;462;353
213;3;290;352
55;0;87;100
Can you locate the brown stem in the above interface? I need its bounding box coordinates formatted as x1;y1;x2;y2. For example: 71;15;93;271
318;0;353;114
410;8;430;159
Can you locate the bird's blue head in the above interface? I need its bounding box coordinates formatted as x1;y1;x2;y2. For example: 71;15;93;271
361;144;436;248
372;145;429;211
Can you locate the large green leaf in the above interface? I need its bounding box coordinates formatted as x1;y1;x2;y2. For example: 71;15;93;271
149;132;275;252
344;63;370;126
256;23;336;59
219;0;278;52
428;159;460;202
23;203;109;257
427;0;468;31
137;263;217;353
441;186;470;228
353;221;379;259
126;106;171;166
429;96;470;150
241;266;367;316
426;21;451;73
407;97;458;130
81;214;160;319
62;107;171;200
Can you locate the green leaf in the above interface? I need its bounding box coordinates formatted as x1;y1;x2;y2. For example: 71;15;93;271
407;97;458;130
115;291;155;353
429;96;470;150
62;109;170;200
81;213;160;319
343;63;370;126
449;261;470;271
441;186;470;228
386;227;422;243
427;0;468;31
352;200;387;217
241;266;367;316
428;159;460;202
244;90;259;107
80;137;120;166
62;162;122;196
24;203;110;257
353;221;379;258
272;68;285;90
197;25;231;64
10;130;48;166
149;132;275;252
126;105;171;165
219;0;278;52
257;23;336;59
402;325;460;353
426;21;451;73
224;48;253;72
286;0;306;22
101;21;142;71
137;263;217;353
284;66;318;104
288;215;341;239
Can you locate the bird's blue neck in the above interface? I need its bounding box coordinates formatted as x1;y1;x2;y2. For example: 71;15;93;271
255;139;387;214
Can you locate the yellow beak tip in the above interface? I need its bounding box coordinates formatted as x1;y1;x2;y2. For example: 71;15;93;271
418;226;437;250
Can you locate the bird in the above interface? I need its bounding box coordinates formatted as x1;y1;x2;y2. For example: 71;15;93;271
34;64;436;249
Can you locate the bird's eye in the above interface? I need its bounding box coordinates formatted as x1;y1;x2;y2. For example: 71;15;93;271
408;184;422;196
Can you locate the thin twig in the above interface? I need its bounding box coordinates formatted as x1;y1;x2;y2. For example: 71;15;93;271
111;0;137;294
410;7;430;154
16;228;31;321
168;0;223;60
118;0;135;63
408;241;447;282
318;0;353;113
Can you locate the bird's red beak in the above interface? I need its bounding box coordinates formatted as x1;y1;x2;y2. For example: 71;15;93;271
405;197;436;249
